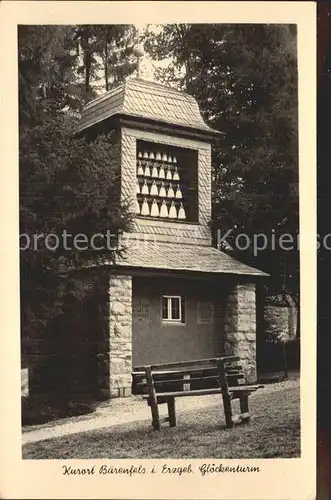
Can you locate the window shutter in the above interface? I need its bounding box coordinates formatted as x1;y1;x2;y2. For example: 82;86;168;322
181;296;186;323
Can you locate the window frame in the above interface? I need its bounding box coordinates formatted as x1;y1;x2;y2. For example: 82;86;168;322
161;295;184;323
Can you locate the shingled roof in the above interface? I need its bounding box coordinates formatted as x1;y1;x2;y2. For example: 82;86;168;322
107;240;268;277
76;78;221;136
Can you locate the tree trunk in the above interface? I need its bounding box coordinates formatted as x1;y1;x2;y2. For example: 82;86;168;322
80;27;91;94
175;24;193;91
296;302;300;338
282;341;288;379
84;51;91;93
104;29;109;91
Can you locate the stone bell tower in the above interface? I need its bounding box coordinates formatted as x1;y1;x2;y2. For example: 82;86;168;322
76;50;267;398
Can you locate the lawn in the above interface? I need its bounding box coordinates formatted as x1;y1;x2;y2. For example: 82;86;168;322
22;385;300;459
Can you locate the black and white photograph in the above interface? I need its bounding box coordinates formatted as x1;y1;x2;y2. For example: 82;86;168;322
0;2;316;499
19;20;302;460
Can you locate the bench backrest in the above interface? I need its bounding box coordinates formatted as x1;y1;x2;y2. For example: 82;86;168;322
132;356;245;396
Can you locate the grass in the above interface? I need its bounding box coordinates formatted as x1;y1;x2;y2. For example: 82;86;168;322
22;385;300;459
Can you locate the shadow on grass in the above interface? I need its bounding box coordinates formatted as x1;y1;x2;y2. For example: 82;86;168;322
22;396;95;426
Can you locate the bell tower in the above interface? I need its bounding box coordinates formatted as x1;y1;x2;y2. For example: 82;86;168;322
76;54;266;400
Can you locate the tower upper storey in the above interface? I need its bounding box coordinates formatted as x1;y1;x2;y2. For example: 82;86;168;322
77;78;222;246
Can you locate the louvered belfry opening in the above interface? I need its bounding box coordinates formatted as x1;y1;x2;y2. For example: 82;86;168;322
135;140;198;223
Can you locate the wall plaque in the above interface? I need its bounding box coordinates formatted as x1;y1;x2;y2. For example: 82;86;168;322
197;301;214;324
133;299;150;321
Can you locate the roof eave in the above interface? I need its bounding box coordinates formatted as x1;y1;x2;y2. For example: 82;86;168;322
103;262;269;279
119;113;223;138
76;112;223;141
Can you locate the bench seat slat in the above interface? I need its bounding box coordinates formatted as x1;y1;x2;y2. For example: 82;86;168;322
230;384;262;392
133;371;244;382
133;367;219;376
143;388;223;398
142;385;261;399
136;374;245;388
133;356;240;372
136;374;221;386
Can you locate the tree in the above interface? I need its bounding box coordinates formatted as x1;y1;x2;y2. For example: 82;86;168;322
73;25;136;95
143;24;299;301
19;25;132;342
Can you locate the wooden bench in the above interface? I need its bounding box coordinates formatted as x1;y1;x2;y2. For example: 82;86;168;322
132;356;263;430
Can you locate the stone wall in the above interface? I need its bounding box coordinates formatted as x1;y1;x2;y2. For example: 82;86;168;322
132;276;225;366
108;274;133;397
224;283;257;383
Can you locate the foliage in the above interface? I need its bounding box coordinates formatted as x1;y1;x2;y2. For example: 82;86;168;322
19;22;300;342
143;24;299;300
19;25;133;339
74;25;136;93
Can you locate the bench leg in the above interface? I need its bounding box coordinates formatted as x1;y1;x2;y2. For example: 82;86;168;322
149;398;161;430
145;366;161;430
167;397;177;427
239;394;250;424
222;393;233;429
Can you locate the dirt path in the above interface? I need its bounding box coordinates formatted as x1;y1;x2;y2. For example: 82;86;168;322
22;377;299;445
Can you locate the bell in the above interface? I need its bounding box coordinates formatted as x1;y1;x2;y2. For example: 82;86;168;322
138;152;143;159
162;153;168;162
150;180;158;196
150;199;160;217
167;183;174;198
173;167;180;181
160;200;168;218
166;167;172;180
151;164;159;178
178;202;186;220
159;165;165;179
141;198;150;216
141;179;149;195
137;161;144;176
169;201;177;219
168;155;173;163
144;163;151;177
136;200;140;214
175;185;182;199
159;182;166;197
143;152;149;159
136;180;141;194
149;152;155;160
173;156;177;164
156;152;162;161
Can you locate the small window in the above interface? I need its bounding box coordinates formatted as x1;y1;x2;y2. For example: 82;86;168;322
162;296;185;323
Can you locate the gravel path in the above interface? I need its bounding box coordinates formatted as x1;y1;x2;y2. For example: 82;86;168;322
22;377;299;445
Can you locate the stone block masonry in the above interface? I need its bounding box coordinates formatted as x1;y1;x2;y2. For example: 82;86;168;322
108;274;133;398
224;283;257;383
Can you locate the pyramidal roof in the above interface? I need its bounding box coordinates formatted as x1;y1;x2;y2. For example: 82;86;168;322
76;77;221;137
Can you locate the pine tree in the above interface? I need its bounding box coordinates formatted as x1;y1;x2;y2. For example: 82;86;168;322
143;24;299;300
19;25;132;341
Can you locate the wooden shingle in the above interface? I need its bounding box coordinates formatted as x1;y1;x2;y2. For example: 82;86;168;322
76;78;221;136
104;240;269;277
